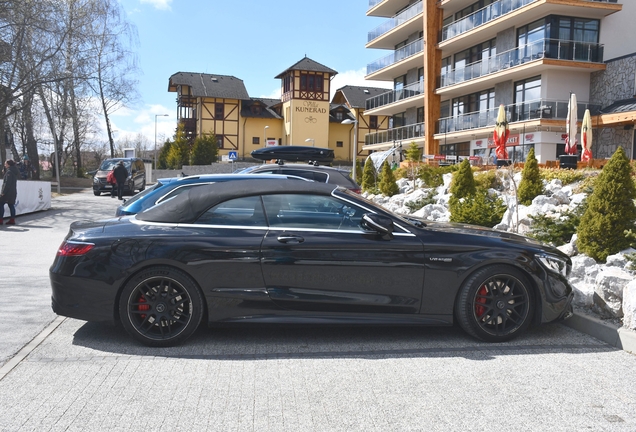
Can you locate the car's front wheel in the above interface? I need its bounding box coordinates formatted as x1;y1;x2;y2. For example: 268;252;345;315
119;267;204;347
455;265;533;342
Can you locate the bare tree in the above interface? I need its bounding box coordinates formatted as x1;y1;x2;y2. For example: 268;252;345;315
85;0;139;158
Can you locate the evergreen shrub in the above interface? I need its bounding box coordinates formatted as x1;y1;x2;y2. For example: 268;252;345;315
518;148;543;205
379;161;399;196
577;147;636;261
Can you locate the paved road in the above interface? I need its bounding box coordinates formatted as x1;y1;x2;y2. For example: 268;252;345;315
1;190;635;431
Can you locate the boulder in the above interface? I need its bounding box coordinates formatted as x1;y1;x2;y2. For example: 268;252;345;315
571;281;596;307
623;279;636;330
592;267;633;318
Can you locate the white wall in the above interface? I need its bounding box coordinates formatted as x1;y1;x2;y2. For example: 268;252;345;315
600;2;636;61
541;70;590;102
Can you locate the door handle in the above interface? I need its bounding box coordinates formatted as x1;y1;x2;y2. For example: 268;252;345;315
277;235;304;244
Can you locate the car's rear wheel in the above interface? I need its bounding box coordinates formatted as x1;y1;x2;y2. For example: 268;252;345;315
119;267;203;347
455;265;533;342
93;190;100;196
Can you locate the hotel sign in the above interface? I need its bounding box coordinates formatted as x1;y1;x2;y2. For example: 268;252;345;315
295;101;327;114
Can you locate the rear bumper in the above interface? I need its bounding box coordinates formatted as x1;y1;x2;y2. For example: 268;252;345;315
50;271;118;324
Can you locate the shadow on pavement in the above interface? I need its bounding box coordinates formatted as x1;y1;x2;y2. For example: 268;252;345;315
71;320;616;361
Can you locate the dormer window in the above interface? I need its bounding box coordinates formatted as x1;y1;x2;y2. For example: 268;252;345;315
336;112;343;121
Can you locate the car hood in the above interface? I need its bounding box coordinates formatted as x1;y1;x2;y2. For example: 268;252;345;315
412;218;546;247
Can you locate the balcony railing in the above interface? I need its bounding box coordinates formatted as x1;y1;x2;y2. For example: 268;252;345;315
437;99;602;134
439;38;604;88
368;1;423;43
367;38;424;75
441;0;537;42
365;122;425;147
366;81;424;110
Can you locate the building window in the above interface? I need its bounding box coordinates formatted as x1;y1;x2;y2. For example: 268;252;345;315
336;141;343;148
300;73;323;92
336;111;343;121
215;103;224;119
369;116;378;129
391;113;405;129
253;137;260;145
216;135;224;149
514;76;541;121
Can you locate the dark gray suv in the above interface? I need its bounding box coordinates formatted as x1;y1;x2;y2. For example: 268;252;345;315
238;163;360;193
93;158;146;196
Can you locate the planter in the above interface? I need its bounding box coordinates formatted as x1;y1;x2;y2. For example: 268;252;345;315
559;155;578;170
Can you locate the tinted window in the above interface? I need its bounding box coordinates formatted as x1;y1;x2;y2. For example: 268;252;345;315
262;194;365;230
157;183;210;204
196;196;266;226
280;169;328;183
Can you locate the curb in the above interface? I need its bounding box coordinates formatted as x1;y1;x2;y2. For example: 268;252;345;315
563;312;636;354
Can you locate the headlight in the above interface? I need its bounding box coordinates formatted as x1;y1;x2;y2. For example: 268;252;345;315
537;253;570;277
93;177;99;183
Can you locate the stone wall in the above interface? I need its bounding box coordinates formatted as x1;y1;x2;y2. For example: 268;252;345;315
589;53;636;159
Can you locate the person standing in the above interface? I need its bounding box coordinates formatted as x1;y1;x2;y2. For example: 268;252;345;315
112;161;128;200
0;159;20;225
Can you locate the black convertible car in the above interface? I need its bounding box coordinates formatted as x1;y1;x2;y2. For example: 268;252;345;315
50;180;574;346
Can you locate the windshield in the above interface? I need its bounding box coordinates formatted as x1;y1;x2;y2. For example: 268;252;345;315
99;159;131;171
121;182;162;206
340;188;420;229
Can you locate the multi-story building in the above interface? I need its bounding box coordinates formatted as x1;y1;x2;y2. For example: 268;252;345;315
167;57;390;163
365;0;636;163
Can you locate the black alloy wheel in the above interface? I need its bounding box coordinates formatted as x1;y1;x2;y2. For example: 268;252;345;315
455;265;533;342
119;267;203;347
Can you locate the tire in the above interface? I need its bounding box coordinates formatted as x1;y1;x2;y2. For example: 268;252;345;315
119;266;204;347
93;190;101;196
455;265;534;342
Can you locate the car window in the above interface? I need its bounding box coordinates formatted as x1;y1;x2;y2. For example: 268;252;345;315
195;196;266;226
123;183;161;206
262;194;365;230
156;183;210;205
279;169;328;183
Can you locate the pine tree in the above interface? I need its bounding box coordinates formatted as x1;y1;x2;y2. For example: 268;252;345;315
355;159;363;184
157;140;172;169
166;123;190;169
191;133;219;165
379;161;399;196
361;157;377;192
517;147;543;205
577;147;636;261
449;159;476;202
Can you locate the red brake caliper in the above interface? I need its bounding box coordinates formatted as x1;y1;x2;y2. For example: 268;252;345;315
138;296;150;318
475;286;488;317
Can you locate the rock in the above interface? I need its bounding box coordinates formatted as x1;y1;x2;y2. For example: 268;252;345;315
623;279;636;330
593;267;633;318
558;242;576;257
552;190;571;205
606;253;628;268
571;281;596;307
569;255;597;280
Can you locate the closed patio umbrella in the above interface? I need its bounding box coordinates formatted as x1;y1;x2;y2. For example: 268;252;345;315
494;104;509;160
565;93;578;155
581;109;593;162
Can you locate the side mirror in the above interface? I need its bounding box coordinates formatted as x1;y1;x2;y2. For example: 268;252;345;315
361;213;394;239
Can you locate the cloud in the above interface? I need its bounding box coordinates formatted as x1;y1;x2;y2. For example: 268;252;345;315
139;0;172;11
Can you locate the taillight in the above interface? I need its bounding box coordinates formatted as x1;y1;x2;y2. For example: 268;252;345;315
57;241;95;256
351;188;362;194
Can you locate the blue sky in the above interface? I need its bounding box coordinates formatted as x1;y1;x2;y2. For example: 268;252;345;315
111;0;392;145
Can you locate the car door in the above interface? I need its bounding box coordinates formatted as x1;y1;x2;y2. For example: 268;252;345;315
260;193;425;315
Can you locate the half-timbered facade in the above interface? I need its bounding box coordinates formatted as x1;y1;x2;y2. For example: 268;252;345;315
168;57;390;163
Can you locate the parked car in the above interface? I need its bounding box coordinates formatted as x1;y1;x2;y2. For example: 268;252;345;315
93;158;146;196
51;179;574;347
115;173;308;216
238;163;360;193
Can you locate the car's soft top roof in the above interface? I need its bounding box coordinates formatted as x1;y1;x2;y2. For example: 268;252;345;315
135;179;337;224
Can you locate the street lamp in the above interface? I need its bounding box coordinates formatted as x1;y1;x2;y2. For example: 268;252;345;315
305;138;315;147
341;118;358;182
154;114;169;170
263;126;269;147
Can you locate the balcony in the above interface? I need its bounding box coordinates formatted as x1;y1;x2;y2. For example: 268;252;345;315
441;0;537;43
367;0;413;17
437;98;602;135
365;81;424;115
364;122;425;149
367;1;423;49
440;0;621;56
439;38;604;89
366;38;424;79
